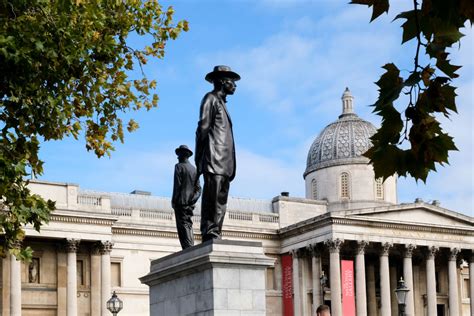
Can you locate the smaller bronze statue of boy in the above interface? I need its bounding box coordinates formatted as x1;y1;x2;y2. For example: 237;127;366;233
172;145;201;249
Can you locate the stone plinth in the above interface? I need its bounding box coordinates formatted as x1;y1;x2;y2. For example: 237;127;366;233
140;240;274;316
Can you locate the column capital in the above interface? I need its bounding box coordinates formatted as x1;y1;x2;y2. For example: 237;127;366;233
99;240;113;254
290;248;306;258
12;239;22;249
426;246;439;259
380;242;392;256
325;238;344;253
449;248;460;261
307;243;321;257
404;244;417;258
357;240;369;255
91;242;102;255
66;239;80;253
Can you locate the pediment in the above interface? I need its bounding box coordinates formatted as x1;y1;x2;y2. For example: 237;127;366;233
342;204;473;229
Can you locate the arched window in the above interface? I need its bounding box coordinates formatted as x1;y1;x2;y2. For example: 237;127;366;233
311;179;317;200
341;172;350;199
375;178;384;199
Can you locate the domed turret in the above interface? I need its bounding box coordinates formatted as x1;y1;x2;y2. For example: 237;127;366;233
304;88;397;211
304;88;376;175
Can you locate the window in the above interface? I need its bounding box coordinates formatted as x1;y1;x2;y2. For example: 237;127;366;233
375;178;384;199
111;262;122;287
341;172;350;199
77;260;84;286
311;179;318;200
463;278;470;299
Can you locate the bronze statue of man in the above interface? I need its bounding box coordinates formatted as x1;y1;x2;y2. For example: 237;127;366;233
172;145;201;249
195;65;240;242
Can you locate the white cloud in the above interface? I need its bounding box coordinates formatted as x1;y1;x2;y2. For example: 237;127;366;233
231;148;304;199
194;6;473;215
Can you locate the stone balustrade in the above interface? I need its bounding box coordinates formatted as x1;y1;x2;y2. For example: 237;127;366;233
27;179;325;231
110;206;279;229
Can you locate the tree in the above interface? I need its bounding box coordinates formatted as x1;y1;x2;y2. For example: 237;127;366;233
351;0;473;181
0;0;188;259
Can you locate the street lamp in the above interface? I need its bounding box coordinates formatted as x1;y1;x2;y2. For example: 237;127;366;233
394;277;409;316
107;291;123;315
320;270;328;304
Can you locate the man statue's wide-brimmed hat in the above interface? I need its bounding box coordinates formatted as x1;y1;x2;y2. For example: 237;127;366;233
175;145;193;157
205;65;241;83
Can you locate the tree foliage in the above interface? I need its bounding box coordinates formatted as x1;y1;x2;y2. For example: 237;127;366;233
351;0;473;182
0;0;188;258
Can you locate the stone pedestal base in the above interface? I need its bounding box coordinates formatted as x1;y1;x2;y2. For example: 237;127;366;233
140;240;274;316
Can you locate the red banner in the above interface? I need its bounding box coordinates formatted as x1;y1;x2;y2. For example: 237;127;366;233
281;254;294;316
341;260;356;316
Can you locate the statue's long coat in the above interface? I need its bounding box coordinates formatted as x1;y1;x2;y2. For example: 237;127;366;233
195;91;236;181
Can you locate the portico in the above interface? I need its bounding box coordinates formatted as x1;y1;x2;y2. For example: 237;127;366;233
280;205;474;316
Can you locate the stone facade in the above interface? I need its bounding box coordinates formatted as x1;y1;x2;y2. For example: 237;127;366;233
0;178;471;316
0;88;472;315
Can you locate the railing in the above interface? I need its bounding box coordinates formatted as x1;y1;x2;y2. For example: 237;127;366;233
228;212;253;221
77;195;101;206
109;207;279;227
258;214;279;223
139;209;173;221
111;207;132;217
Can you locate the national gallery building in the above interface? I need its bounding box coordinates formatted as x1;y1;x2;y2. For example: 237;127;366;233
1;89;472;316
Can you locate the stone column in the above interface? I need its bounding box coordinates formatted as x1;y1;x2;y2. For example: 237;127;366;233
300;250;309;315
356;241;368;316
100;241;113;316
66;239;80;316
470;252;474;316
366;262;377;316
10;254;21;316
390;265;398;315
57;245;67;315
2;256;11;315
90;244;102;316
325;238;343;316
307;244;322;314
379;242;392;316
425;246;438;316
290;248;302;316
448;248;460;316
403;244;416;316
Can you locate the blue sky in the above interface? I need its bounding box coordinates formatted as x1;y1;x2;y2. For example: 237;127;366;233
39;0;473;216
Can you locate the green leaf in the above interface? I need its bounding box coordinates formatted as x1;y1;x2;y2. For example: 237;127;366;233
373;63;404;110
0;0;188;259
436;59;461;78
404;71;421;87
395;10;418;43
351;0;389;21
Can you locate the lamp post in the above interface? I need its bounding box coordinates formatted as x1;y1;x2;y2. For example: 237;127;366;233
320;270;328;304
107;291;123;316
394;277;409;316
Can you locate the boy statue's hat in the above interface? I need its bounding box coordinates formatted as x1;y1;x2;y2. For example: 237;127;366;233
175;145;193;157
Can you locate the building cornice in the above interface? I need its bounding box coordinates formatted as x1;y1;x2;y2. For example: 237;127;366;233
334;217;473;235
279;214;474;239
50;211;117;226
112;226;278;241
304;157;370;177
340;202;473;225
271;195;328;205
